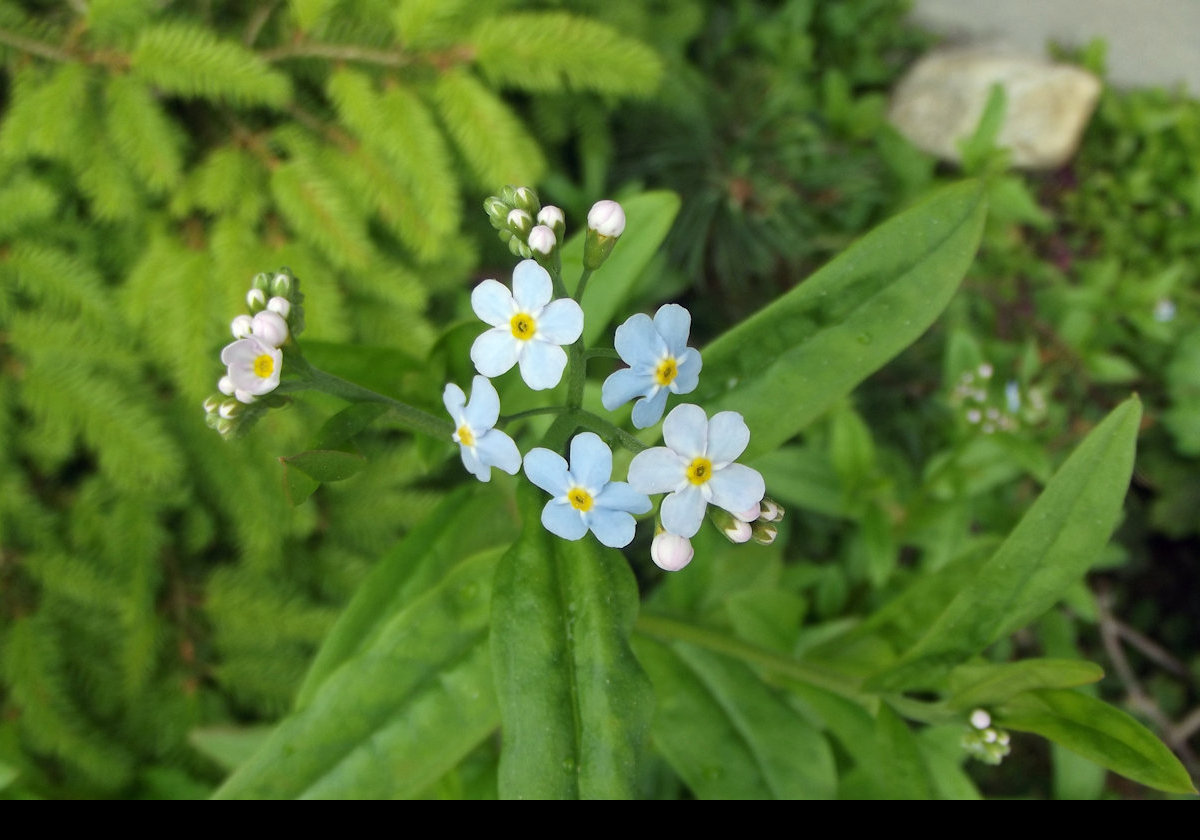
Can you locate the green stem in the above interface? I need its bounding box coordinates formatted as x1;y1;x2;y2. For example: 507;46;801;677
634;613;871;707
572;410;648;454
286;356;452;439
573;267;594;304
565;338;587;410
585;347;620;361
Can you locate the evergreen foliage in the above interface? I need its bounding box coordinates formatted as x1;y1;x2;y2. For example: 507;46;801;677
0;0;660;798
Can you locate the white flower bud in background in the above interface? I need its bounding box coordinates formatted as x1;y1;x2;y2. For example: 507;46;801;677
527;224;557;255
723;518;753;544
507;208;533;236
270;272;293;298
230;314;254;339
219;399;241;419
970;709;992;730
246;288;267;312
652;532;694;572
751;522;778;545
511;186;539;213
250;310;289;348
587;200;626;237
234;389;258;405
759;498;785;522
218;375;236;396
267;296;291;319
1153;298;1177;322
537;205;565;237
203;394;223;414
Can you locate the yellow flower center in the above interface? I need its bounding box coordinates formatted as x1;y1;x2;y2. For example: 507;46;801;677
510;313;537;341
568;487;594;512
654;357;678;387
456;424;475;447
253;353;275;379
686;456;713;486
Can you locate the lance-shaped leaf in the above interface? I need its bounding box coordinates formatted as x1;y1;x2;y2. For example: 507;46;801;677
946;659;1105;711
633;638;836;800
869;397;1142;691
998;689;1196;795
213;548;503;799
698;180;987;459
490;481;652;799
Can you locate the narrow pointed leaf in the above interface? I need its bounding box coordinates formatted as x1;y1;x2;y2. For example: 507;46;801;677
279;449;366;483
947;659;1105;711
870;397;1141;691
698;180;987;458
999;689;1196;795
491;482;652;799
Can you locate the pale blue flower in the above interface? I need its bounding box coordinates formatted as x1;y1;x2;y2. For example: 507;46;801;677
628;404;765;539
470;259;583;391
601;304;702;429
443;375;521;482
524;432;651;548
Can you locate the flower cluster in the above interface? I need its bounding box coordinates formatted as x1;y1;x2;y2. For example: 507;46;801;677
949;362;1046;434
443;188;777;571
961;709;1012;765
203;269;304;439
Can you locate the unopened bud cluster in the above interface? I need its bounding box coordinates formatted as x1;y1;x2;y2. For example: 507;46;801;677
203;268;305;439
961;709;1012;765
949;363;1046;434
713;496;785;546
484;186;565;263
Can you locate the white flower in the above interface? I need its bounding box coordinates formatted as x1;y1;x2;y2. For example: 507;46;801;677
528;225;557;255
601;304;702;428
443;375;521;482
628;404;765;539
470;259;584;391
250;310;289;348
651;532;694;571
587;199;626;237
523;432;651;548
221;336;282;403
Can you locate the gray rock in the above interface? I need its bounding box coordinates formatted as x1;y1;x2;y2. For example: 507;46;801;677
888;47;1102;169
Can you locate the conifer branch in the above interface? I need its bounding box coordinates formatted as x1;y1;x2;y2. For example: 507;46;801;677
260;40;473;71
0;27;75;63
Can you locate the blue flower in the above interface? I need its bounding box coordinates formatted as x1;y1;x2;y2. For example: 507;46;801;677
443;375;522;482
470;259;584;391
628;404;765;539
601;304;701;428
524;432;652;548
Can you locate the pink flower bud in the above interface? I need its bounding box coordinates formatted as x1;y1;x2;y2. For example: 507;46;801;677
528;224;556;255
587;200;625;237
651;532;694;572
251;310;289;348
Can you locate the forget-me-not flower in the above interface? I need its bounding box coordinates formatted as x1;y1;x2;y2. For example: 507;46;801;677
601;304;701;429
443;375;522;482
628;404;765;539
470;259;583;391
524;432;652;548
221;336;283;404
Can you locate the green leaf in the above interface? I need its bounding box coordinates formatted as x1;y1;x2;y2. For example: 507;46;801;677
490;481;653;799
297;486;520;706
213;549;502;799
999;689;1196;795
188;725;275;772
947;659;1105;711
279;450;367;483
0;761;17;792
560;190;681;345
870;397;1142;691
633;639;836;799
315;403;389;449
872;703;935;800
281;461;320;507
699;180;988;459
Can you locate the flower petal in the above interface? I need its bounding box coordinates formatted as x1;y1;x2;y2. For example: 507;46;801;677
511;259;552;311
460;445;490;482
594;481;652;515
653;304;692;356
585;507;637;548
631;388;669;430
601;367;652;411
660;485;707;538
706;411;751;463
628;447;687;494
569;432;612;490
471;279;516;327
475;429;522;476
707;463;766;516
463;375;500;430
542;500;589;541
614;313;665;367
517;339;567;390
670;348;702;394
471;329;521;378
523;447;571;496
443;382;466;419
662;403;708;458
535;298;584;344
